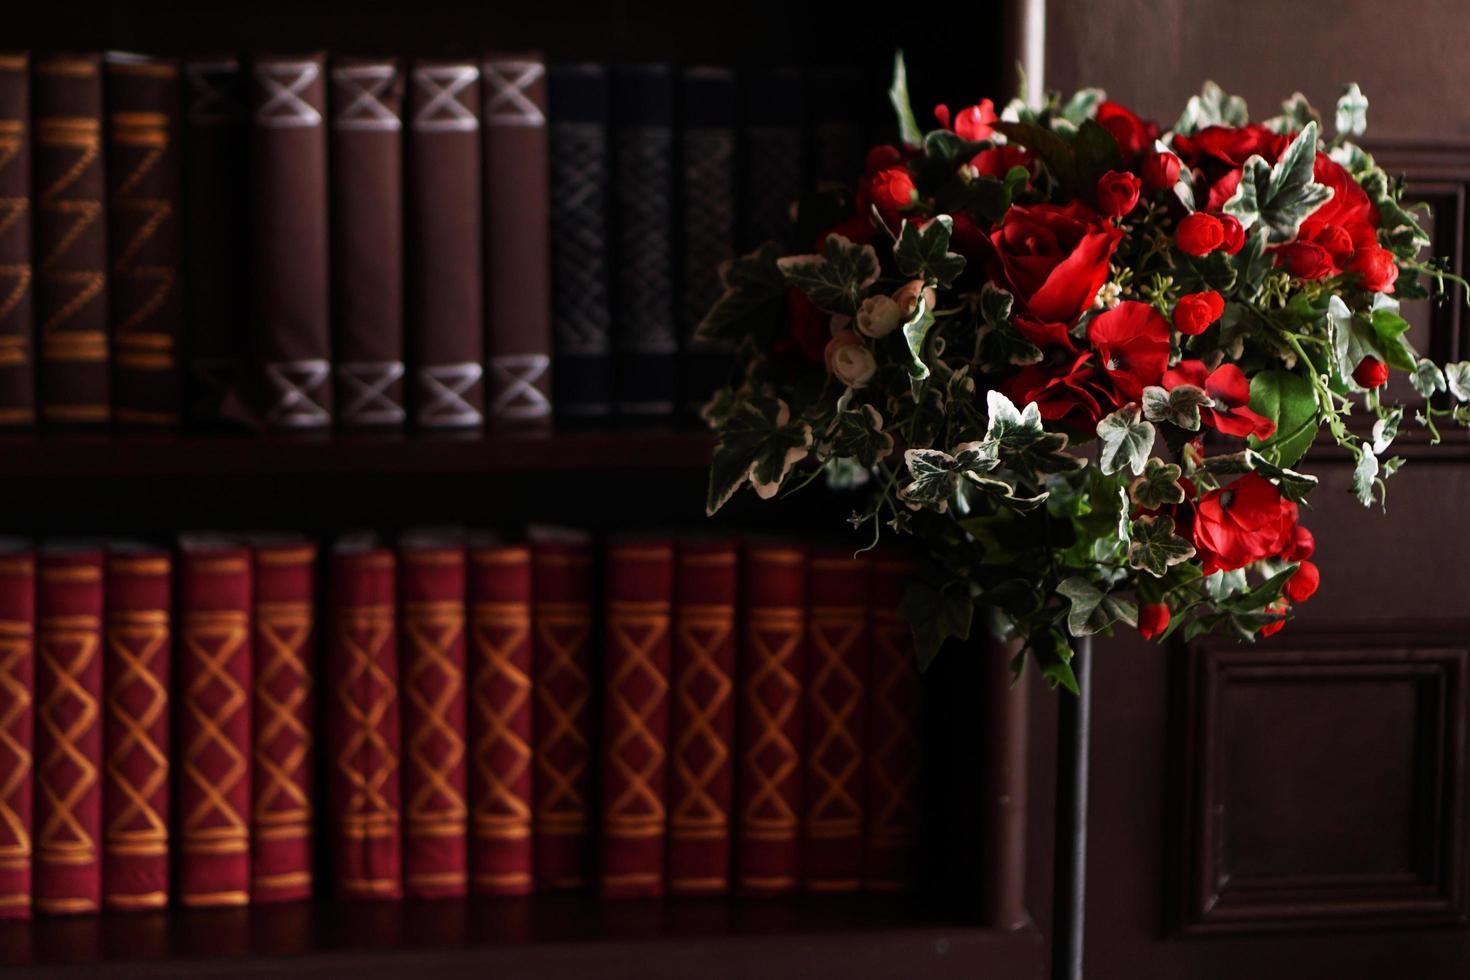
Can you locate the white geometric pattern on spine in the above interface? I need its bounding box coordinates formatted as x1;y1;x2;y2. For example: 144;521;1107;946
332;65;402;132
489;354;551;420
615;124;675;355
682;127;735;335
338;360;406;425
185;61;241;126
254;61;322;129
483;61;545;128
550;122;610;356
417;362;483;427
264;359;331;427
411;66;479;133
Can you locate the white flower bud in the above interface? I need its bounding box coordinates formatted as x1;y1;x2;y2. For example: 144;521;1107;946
824;330;878;388
855;294;903;338
1093;281;1122;310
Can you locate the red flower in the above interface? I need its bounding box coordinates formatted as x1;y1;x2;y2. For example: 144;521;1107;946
1087;301;1172;402
999;351;1116;430
1305;153;1378;245
1163;359;1276;439
1096;101;1159;158
989;202;1124;324
1352;355;1389;389
1348;244;1399;293
1142;151;1182;193
865;145;904;173
1176;212;1225;256
1285;560;1320;603
1014;315;1077;352
973;143;1032;179
1218;213;1245;255
787;287;830;365
1095;169;1142;218
1283;524;1314;561
818;213;875;249
1277;237;1337;280
864;166;918;228
1138;603;1170;640
1173;124;1293;171
1259;599;1290;637
934;100;998;141
1172;291;1225;335
947;210;989;258
1192;473;1299;575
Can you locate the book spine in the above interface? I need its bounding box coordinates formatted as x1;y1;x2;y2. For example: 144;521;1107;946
0;54;32;428
33;54;110;426
807;67;868;185
531;536;594;890
466;543;533;895
328;548;402;900
101;549;171;910
667;538;737;897
740;68;806;250
612;64;676;418
600;538;673;897
865;556;921;892
737;542;806;897
251;542;316;903
330;57;405;429
177;545;252;908
182;57;249;425
0;549;34;918
802;548;869;893
35;549;104;913
398;543;468;897
251;53;331;429
407;60;484;430
104;54;184;427
678;67;736;415
548;64;612;420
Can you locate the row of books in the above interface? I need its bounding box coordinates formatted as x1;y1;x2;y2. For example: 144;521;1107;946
0;530;920;916
0;51;875;431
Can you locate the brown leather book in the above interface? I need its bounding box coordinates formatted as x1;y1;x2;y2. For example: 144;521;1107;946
33;54;110;427
251;53;331;429
407;59;484;429
331;57;405;428
104;53;184;427
0;54;32;428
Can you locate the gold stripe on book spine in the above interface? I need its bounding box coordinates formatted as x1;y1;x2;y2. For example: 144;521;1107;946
35;107;105;350
180;609;248;852
805;604;864;839
868;607;919;850
533;601;590;829
336;605;398;834
604;599;670;837
742;607;801;841
37;615;100;865
253;601;312;832
671;603;733;841
104;608;169;858
0;619;32;862
470;600;532;838
403;600;467;831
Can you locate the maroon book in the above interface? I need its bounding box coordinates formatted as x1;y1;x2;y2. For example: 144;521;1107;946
176;539;252;908
0;545;34;918
398;535;468;897
865;555;921;892
667;538;737;896
466;540;533;895
600;537;673;898
0;54;32;427
35;546;105;914
102;547;171;910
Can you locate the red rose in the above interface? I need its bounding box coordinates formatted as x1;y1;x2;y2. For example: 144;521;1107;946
1218;213;1245;255
865;145;904;174
989;201;1124;324
1306;153;1378;243
787;287;830;365
1176;212;1224;256
864;166;918;228
947;210;989;258
1096;101;1159;158
1352;355;1389;389
1192;472;1299;574
1277;240;1336;280
1172;290;1225;335
934;99;998;141
1138;603;1170;640
1142;151;1182;193
1087;300;1172;401
1014;315;1077;351
1173;124;1292;171
973;143;1032;179
1285;560;1320;603
1163;359;1276;439
999;351;1116;430
1095;169;1142;218
818;213;875;250
1348;244;1399;293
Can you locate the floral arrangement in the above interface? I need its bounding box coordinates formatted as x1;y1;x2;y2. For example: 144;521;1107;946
698;56;1470;690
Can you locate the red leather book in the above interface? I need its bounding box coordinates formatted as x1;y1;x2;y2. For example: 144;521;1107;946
667;538;737;896
466;540;533;895
0;54;32;428
101;547;171;911
398;536;468;897
328;540;401;900
600;537;673;897
104;53;184;427
176;540;252;908
530;529;594;891
802;548;869;893
865;555;921;891
736;541;806;897
35;546;104;914
0;545;34;918
33;54;110;427
251;540;316;903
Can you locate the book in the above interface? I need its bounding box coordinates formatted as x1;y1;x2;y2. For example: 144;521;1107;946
0;54;32;428
33;54;110;426
251;53;331;429
397;533;468;897
101;546;171;910
466;539;533;895
328;537;402;900
181;57;249;425
0;543;34;918
808;66;868;186
865;554;921;892
250;539;317;903
802;548;869;893
104;53;184;427
35;545;105;913
176;538;252;908
407;60;484;429
736;541;806;897
667;538;737;896
740;68;805;250
600;536;673;897
547;64;612;420
483;53;552;427
330;57;406;429
530;528;595;890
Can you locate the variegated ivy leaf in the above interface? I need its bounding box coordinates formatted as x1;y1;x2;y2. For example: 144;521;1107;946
1335;82;1368;139
1096;404;1156;477
1056;576;1138;637
706;398;814;515
1327;294;1395;390
1129;458;1186;509
1224;122;1332;244
1172;80;1248;136
1352;449;1380;507
978;319;1043;372
1444;361;1470;402
1358;167;1432;252
1205;568;1249;602
895;216;966;287
901;289;937;385
695;242;787;344
1330;140;1373;174
825;404;896;469
1371;406;1403;455
822;456;871;490
1059;87;1106;125
1141;383;1211;431
776;234;881;316
897;446;1008;514
985;389;1084;475
1127;515;1197;578
1264;91;1320;136
1195;448;1319;502
888;50;923;148
1412;357;1448;398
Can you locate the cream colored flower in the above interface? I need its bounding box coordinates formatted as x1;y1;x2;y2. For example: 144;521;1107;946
856;294;903;338
824;330;878;388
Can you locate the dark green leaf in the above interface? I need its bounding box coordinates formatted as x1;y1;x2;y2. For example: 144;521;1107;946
1057;576;1138;637
777;234;881;316
694;243;787;344
1129;457;1186;508
888;51;922;148
1248;369;1319;468
1142;383;1211;431
706;398;814;515
900;580;974;672
894;216;966;287
1127;516;1197;577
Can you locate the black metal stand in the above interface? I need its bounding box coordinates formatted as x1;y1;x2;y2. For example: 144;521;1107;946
1052;636;1092;980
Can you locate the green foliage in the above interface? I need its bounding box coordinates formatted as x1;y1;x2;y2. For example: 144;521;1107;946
1335;82;1368;138
1173;80;1249;135
895;216;966;287
1142;384;1211;431
1057;576;1138;637
1097;405;1156;476
706;398;813;515
900;579;974;672
777;234;880;316
1224;122;1332;244
1129;458;1186;508
1127;516;1197;577
1247;369;1319;467
900;290;937;382
888;51;923;148
695;243;787;345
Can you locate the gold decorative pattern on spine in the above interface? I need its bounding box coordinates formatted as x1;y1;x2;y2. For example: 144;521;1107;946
671;603;733;842
534;600;591;835
104;609;169;858
35;114;104;350
336;604;397;838
253;600;312;835
806;604;864;841
470;600;532;839
869;607;919;853
37;614;100;865
0;618;33;865
403;599;466;832
181;609;248;855
605;599;670;839
742;607;801;841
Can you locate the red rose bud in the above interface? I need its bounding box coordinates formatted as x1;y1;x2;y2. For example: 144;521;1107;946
865;144;903;174
867;166;918;226
1138;603;1170;640
1352;355;1389;389
1176;212;1224;256
1285;560;1320;603
1259;599;1289;637
1278;240;1336;280
1172;290;1226;335
1218;213;1245;255
1141;151;1182;193
1348;244;1400;294
1284;525;1315;561
1095;169;1142;218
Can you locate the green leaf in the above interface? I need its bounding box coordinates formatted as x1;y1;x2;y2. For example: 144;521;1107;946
1174;250;1237;294
1057;576;1138;637
1142;383;1212;431
894;216;966;287
1335;82;1368;138
824;404;895;468
1359;167;1431;253
1371;405;1402;455
888;50;923;148
993;120;1076;188
986;390;1084;475
1127;515;1197;577
1173;81;1249;135
694;242;787;344
900;289;937;382
1096;404;1156;477
776;234;881;316
1264;91;1320;136
1072;118;1123;188
1369;305;1417;372
706;398;814;515
1031;628;1079;695
1224;122;1331;243
1446;362;1470;402
1247;369;1319;468
1352;450;1379;506
1059;87;1106;125
922;129;989;167
1129;457;1186;509
1194;449;1319;502
900;580;974;672
978;320;1043;372
1412;357;1447;398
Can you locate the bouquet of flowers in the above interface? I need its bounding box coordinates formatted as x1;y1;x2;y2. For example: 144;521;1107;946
698;56;1470;689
